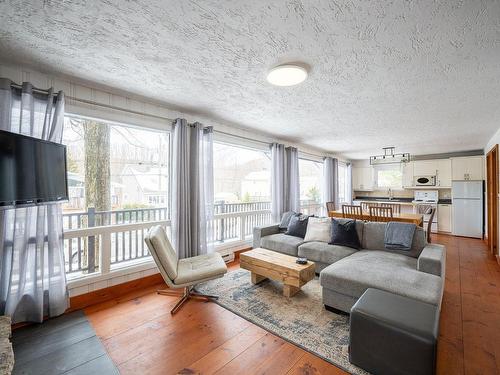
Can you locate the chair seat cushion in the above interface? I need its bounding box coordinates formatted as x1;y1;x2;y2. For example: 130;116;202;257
320;250;442;306
174;252;227;285
260;233;304;256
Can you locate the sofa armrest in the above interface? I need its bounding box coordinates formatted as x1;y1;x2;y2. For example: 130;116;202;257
253;224;280;248
417;244;446;277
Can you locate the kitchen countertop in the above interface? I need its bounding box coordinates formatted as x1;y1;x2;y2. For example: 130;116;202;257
353;196;453;205
353;196;414;205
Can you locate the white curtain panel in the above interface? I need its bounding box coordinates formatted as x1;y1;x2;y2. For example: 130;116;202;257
171;119;214;258
271;143;300;222
322;157;339;211
0;79;68;323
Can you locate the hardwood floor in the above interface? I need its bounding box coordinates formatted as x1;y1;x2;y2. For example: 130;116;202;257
84;234;500;375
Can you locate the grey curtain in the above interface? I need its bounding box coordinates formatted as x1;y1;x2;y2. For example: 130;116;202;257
285;146;300;212
323;157;339;211
346;163;353;204
0;78;68;323
171;118;214;259
271;143;300;222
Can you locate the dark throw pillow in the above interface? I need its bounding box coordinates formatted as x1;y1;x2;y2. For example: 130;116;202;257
285;214;310;238
329;219;361;249
279;211;297;230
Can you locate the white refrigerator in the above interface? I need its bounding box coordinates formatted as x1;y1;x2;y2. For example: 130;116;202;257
452;181;484;238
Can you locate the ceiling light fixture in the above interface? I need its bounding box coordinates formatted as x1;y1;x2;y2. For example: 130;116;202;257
370;147;411;165
266;64;308;86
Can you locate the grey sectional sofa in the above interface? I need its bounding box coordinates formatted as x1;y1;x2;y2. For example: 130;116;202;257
253;219;446;313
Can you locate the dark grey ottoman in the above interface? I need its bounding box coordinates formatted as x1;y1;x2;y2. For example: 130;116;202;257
349;288;439;375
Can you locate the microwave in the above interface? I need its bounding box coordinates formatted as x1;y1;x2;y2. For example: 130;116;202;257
414;175;436;186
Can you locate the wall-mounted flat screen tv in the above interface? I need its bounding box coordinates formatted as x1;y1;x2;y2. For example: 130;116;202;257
0;129;68;207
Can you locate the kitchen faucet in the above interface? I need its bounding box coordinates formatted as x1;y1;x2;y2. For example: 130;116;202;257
387;188;393;200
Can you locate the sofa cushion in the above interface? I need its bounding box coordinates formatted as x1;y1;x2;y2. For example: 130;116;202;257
260;233;304;256
330;219;361;249
285;214;310;238
320;250;442;306
362;221;426;258
298;241;357;265
304;217;331;242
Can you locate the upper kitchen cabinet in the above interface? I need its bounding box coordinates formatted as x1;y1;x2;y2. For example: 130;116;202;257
413;160;438;176
436;159;452;187
451;156;484;181
352;166;374;191
402;161;414;187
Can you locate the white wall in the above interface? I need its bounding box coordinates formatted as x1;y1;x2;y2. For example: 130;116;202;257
0;62;343;160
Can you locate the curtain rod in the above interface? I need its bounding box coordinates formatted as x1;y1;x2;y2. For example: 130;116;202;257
9;82;327;159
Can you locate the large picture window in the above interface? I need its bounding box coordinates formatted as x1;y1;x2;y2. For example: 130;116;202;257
299;158;322;215
212;141;272;243
62;115;169;276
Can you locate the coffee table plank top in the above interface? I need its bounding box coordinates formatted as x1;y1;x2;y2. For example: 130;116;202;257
240;248;315;289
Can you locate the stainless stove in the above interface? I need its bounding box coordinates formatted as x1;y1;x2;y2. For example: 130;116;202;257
412;190;438;233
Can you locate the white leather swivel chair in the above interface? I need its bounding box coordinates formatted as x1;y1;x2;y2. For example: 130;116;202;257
144;225;228;314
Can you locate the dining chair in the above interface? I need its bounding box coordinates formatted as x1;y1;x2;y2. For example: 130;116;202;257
326;201;336;213
342;204;363;220
361;202;379;212
369;206;393;222
380;202;401;214
426;207;436;243
144;225;228;314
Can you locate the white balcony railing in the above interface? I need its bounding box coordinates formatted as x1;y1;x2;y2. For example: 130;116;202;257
63;203;273;279
62;200;323;280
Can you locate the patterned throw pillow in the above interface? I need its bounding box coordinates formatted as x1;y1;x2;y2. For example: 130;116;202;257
279;211;298;230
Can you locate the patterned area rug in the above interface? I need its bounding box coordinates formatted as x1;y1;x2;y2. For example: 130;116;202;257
197;269;368;375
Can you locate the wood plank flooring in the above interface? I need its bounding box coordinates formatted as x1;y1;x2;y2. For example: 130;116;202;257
84;234;500;375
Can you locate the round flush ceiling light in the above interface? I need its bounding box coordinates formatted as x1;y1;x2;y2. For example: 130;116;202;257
266;64;308;86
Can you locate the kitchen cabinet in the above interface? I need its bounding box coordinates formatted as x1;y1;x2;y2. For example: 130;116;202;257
451;156;484;181
402;161;414;187
436;159;452;187
352;167;374;191
438;204;452;232
413;160;438;176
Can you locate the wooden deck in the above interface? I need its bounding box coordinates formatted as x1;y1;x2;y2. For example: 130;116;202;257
83;234;500;374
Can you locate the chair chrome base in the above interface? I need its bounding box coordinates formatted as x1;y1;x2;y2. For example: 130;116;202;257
157;286;219;314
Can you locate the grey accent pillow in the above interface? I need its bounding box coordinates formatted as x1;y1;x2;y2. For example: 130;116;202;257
329;219;361;249
285;214;310;238
279;211;297;230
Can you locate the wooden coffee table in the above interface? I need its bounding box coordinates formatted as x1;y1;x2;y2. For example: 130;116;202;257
240;248;316;297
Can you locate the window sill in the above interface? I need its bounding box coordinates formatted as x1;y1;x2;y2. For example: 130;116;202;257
67;259;157;289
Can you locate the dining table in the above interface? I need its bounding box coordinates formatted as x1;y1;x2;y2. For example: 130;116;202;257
328;210;424;227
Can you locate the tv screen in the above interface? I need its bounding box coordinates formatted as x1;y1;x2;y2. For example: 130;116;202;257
0;129;68;207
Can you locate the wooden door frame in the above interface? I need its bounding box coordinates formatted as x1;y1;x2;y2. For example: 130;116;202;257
486;144;499;259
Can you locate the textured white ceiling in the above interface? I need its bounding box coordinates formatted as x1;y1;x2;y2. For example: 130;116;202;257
1;0;499;159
